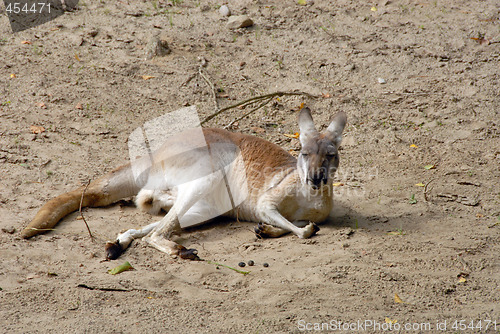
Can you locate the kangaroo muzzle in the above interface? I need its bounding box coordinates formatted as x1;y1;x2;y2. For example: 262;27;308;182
308;167;328;190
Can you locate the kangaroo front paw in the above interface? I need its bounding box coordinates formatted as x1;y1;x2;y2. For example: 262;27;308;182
254;222;266;239
105;241;124;260
255;222;289;238
299;223;320;239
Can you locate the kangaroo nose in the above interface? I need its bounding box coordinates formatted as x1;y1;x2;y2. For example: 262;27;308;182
309;169;326;188
312;176;323;187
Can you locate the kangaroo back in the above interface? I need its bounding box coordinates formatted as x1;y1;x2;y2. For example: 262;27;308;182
21;164;139;239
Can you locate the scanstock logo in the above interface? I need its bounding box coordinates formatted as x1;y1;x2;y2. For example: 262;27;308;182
127;106;249;228
4;1;78;33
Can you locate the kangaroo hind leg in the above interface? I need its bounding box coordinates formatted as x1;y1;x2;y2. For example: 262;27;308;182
105;220;161;260
144;174;227;260
105;189;177;260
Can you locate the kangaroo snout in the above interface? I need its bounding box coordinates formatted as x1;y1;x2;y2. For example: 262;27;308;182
307;167;328;189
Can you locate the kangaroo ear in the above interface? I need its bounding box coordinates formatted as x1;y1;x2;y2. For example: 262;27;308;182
325;111;347;147
298;107;318;146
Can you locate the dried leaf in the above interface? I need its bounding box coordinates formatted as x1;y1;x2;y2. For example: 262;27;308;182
409;144;418;148
332;182;344;187
284;132;300;139
415;182;425;187
297;0;307;5
371;6;377;11
424;164;435;170
21;40;32;44
387;230;405;236
471;37;490;45
10;73;16;78
74;53;81;62
299;102;305;110
458;277;467;283
30;125;45;134
141;75;155;80
108;261;133;275
385;318;397;324
394;293;404;304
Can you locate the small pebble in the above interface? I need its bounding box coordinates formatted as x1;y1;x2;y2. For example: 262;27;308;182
238;262;246;267
1;226;16;234
219;5;231;17
145;36;171;60
263;262;269;268
87;29;99;38
377;77;387;84
199;4;210;12
247;260;255;266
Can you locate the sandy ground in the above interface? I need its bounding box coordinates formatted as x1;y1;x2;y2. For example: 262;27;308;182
0;0;499;333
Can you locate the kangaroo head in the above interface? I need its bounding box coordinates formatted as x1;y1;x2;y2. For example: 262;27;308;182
297;107;347;190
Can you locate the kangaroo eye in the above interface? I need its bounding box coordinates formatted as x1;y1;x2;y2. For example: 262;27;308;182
326;153;337;159
326;146;336;156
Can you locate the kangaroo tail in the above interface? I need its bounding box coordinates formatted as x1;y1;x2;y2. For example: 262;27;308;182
21;164;140;239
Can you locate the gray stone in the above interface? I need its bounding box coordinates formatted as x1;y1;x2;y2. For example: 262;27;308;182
146;36;171;60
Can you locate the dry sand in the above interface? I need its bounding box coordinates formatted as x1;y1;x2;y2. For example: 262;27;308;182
0;0;499;333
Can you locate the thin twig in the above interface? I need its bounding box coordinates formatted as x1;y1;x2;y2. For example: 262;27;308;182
26;227;56;232
77;283;152;292
198;67;218;111
200;91;318;125
77;284;129;292
224;96;274;129
79;180;94;241
488;221;500;228
181;73;196;87
235;207;241;224
424;178;436;202
204;260;250;275
393;134;406;143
